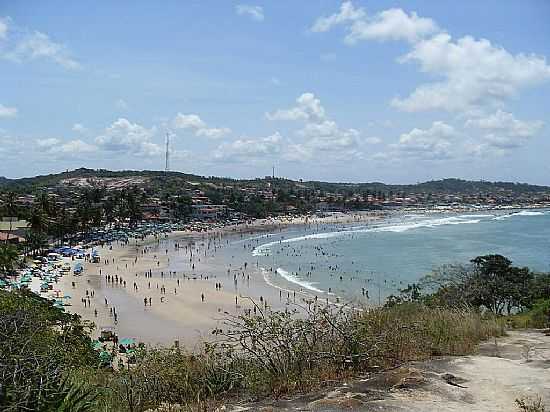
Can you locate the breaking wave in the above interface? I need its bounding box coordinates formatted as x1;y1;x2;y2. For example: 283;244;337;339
274;268;324;294
493;210;546;220
252;215;483;256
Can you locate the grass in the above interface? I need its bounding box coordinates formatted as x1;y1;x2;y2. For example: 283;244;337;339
78;302;504;411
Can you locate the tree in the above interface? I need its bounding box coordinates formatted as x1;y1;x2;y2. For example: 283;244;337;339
421;255;534;315
174;195;192;221
25;230;48;256
469;255;533;315
0;289;99;410
2;192;17;243
0;243;19;279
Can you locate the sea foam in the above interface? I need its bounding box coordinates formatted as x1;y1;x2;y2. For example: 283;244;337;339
493;210;545;220
275;268;324;294
252;215;483;256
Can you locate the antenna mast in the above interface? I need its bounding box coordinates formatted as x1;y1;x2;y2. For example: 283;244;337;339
165;132;170;173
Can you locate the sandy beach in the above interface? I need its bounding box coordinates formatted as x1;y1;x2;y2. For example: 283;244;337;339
48;213;384;347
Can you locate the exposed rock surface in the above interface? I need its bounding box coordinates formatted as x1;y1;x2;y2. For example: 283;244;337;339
218;330;550;412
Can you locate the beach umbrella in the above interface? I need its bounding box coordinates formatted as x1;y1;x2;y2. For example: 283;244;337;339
120;338;135;346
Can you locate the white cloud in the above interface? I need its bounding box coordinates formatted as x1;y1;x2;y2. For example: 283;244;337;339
35;137;97;154
392;34;550;112
72;123;88;133
465;110;544;151
311;2;365;33
394;121;457;159
465;110;544;138
236;4;264;21
347;8;438;44
115;99;129;110
267;93;363;161
172;113;230;139
312;3;550;114
4;30;80;69
311;2;438;44
59;139;97;153
298;120;360;153
266;93;325;122
0;17;8;40
214;132;283;161
95;118;161;157
36;138;61;149
173;114;206;129
365;137;382;144
0;104;17;118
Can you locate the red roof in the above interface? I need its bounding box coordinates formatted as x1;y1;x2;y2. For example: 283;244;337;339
0;232;26;242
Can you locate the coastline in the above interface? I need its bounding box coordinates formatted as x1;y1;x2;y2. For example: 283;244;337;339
39;206;549;346
44;211;386;346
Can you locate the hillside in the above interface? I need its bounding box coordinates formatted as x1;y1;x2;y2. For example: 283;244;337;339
0;168;548;196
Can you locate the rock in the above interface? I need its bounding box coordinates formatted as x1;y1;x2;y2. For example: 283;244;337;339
307;395;365;410
441;373;468;388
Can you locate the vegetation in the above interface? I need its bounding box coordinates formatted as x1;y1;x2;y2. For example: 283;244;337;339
0;289;99;411
73;302;502;411
516;396;546;412
1;169;549;226
0;243;19;279
386;255;550;316
1;254;549;410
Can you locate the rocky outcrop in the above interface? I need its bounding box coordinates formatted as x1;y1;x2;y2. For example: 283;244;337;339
217;330;550;412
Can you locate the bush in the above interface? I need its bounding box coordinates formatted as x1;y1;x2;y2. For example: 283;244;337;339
0;289;99;411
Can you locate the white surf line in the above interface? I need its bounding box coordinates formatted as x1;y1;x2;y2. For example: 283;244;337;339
252;215;486;256
493;210;547;220
259;267;364;312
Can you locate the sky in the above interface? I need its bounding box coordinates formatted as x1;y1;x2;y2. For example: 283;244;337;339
1;1;550;184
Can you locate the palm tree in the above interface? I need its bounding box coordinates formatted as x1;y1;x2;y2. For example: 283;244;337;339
29;206;49;234
0;243;19;279
25;230;48;257
3;192;17;244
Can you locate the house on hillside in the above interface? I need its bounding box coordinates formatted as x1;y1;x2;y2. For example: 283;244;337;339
191;205;227;221
0;218;30;238
0;232;26;244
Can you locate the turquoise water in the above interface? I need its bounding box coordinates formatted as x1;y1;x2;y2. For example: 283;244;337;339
239;210;550;302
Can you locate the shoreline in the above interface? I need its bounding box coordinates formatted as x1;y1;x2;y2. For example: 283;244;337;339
33;206;549;346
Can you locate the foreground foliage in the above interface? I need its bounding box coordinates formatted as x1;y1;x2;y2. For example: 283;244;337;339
0;289;99;411
6;254;547;411
82;302;502;411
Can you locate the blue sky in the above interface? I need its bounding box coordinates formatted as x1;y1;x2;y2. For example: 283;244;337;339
1;1;549;184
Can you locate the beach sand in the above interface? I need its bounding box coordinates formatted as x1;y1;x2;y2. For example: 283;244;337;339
46;212;384;347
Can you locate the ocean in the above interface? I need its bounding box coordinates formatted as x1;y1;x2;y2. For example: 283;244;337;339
229;209;550;303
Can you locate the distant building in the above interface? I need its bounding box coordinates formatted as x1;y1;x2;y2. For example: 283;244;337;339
0;232;26;244
191;205;227;221
0;218;30;238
